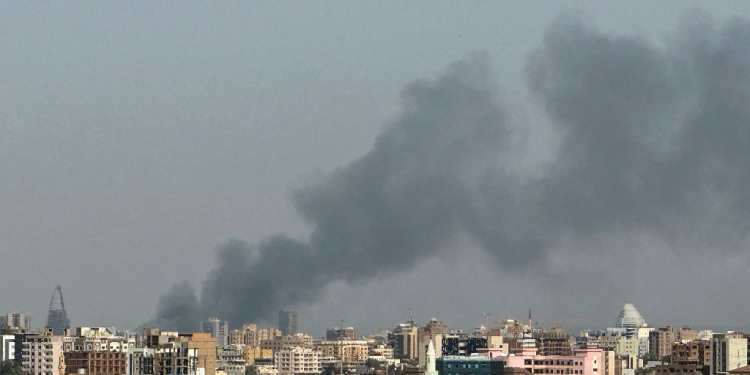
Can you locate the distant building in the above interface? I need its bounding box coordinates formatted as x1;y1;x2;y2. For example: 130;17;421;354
326;327;356;341
202;318;229;346
46;286;70;336
0;313;32;333
436;356;505;375
314;340;368;365
418;319;449;367
442;336;488;357
278;311;298;336
261;334;313;355
393;322;419;359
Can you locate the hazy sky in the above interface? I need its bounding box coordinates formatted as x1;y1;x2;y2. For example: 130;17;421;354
3;1;750;336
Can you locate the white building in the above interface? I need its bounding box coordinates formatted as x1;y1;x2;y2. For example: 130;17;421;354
127;347;155;375
711;332;747;375
1;335;15;361
275;347;322;375
20;332;63;375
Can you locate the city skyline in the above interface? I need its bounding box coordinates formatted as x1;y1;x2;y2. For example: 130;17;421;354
4;1;750;335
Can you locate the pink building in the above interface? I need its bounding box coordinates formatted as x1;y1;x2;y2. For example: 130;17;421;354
505;346;603;375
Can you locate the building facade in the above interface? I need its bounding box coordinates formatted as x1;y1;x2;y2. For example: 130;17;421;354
20;331;63;375
711;333;747;375
278;312;298;337
274;347;321;375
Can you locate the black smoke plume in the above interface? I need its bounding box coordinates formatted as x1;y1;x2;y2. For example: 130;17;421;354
153;14;750;330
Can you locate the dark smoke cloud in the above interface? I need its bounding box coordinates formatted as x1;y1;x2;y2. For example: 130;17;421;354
154;14;750;330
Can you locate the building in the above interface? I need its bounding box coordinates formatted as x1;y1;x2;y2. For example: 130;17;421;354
534;329;573;357
261;334;313;355
202;319;229;347
278;311;298;337
229;324;258;346
20;330;64;375
650;327;676;359
1;313;32;333
64;350;127;375
127;348;155;375
216;345;246;375
442;336;488;357
503;343;604;375
46;286;70;336
186;333;217;375
326;327;356;341
653;340;710;375
436;354;506;375
153;345;201;375
711;333;747;375
274;347;321;375
418;319;449;367
1;335;15;361
607;304;652;348
597;335;639;368
314;340;368;365
677;329;699;343
394;323;419;359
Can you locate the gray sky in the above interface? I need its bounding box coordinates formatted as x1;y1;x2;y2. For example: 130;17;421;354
3;1;750;336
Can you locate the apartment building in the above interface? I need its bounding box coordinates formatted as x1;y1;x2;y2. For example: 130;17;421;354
274;347;321;375
650;328;676;359
314;340;368;364
504;344;605;375
20;331;64;375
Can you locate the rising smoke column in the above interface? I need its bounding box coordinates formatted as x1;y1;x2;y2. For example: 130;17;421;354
155;14;750;330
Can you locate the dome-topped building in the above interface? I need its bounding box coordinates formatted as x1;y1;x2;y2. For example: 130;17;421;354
615;303;647;328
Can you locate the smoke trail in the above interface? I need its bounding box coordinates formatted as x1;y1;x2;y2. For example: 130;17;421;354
154;14;750;330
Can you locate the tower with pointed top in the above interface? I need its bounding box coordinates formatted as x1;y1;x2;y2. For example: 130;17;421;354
46;285;70;335
425;340;438;375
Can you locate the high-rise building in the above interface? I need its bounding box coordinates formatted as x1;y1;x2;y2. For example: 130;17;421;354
649;327;676;359
711;332;748;375
46;286;69;336
1;313;31;333
278;311;298;336
202;318;229;346
393;322;419;359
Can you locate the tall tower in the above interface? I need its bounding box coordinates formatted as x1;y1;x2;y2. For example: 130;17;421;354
425;340;438;375
278;310;297;336
46;285;70;335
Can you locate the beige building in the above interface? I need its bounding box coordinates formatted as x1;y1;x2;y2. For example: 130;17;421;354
274;347;321;375
314;340;368;364
21;331;64;375
650;327;676;359
597;335;639;368
653;340;710;375
393;323;419;359
261;335;313;355
711;333;747;375
186;332;217;375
